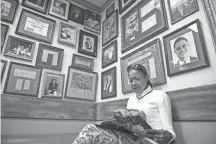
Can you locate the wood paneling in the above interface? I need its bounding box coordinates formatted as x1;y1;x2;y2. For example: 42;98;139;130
1;94;96;120
96;84;216;121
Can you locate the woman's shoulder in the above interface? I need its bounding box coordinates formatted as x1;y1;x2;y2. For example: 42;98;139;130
151;90;169;100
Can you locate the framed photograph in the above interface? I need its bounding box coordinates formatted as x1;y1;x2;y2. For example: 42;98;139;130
84;9;101;34
101;67;117;99
118;0;136;14
121;0;168;53
102;10;119;46
202;0;216;51
21;0;49;14
72;54;94;71
58;22;77;46
78;30;98;57
4;35;35;61
16;9;56;44
36;43;64;71
1;0;18;23
102;40;118;68
48;0;70;20
65;66;98;101
106;3;115;18
121;39;166;94
1;24;9;50
1;59;7;82
163;19;209;76
168;0;199;24
3;62;42;97
68;4;85;25
41;71;65;99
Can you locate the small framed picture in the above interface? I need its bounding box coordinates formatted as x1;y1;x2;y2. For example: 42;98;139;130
163;19;209;76
1;0;18;23
3;62;42;97
102;40;118;68
1;59;8;82
118;0;136;14
36;43;64;71
84;9;101;34
1;23;9;50
102;10;119;47
106;3;115;18
21;0;49;14
65;66;98;101
4;35;36;61
58;22;77;46
41;71;65;99
68;4;85;25
101;66;117;99
72;54;94;71
16;9;56;44
48;0;70;20
168;0;199;24
78;30;98;57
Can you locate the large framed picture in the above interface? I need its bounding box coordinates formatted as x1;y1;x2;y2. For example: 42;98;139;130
102;10;119;46
78;30;98;57
101;67;117;99
48;0;70;20
168;0;199;24
72;54;94;71
4;35;35;61
106;3;115;18
41;71;65;99
58;22;77;46
102;40;118;68
121;39;166;94
68;4;85;25
3;62;42;97
1;59;8;82
16;9;56;44
202;0;216;51
1;24;9;50
163;19;209;76
121;0;168;53
65;66;98;101
21;0;49;14
36;43;64;71
1;0;18;23
118;0;136;14
84;9;101;34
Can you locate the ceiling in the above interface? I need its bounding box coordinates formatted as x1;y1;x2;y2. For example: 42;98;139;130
86;0;109;7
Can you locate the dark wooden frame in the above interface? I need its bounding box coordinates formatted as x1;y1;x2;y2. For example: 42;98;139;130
84;9;101;34
1;23;9;50
118;0;136;14
1;59;8;82
1;0;18;23
68;3;85;25
21;0;49;14
72;54;94;71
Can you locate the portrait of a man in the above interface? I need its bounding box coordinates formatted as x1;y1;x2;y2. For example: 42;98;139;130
52;0;65;16
83;36;94;52
48;78;58;96
69;4;85;25
104;75;113;93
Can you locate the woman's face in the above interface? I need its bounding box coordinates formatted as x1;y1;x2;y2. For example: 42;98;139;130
128;69;149;94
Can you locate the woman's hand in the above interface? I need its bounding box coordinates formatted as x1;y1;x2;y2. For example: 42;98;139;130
145;129;173;144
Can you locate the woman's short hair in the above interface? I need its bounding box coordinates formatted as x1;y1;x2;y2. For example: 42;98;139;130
126;64;152;87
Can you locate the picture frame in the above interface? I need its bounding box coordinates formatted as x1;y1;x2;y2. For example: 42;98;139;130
163;19;209;76
121;0;168;53
106;3;115;18
102;40;118;68
1;23;9;50
3;61;42;97
72;54;94;71
48;0;70;20
4;35;36;61
168;0;199;24
21;0;49;14
101;66;117;99
84;9;101;34
41;71;65;99
102;10;119;47
118;0;136;14
120;39;166;94
58;22;77;46
202;0;216;51
1;0;18;23
65;66;98;102
16;9;56;44
78;30;98;57
68;4;85;25
1;59;8;82
35;43;64;71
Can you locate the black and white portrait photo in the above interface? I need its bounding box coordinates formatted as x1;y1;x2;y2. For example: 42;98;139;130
69;4;85;25
83;35;94;52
